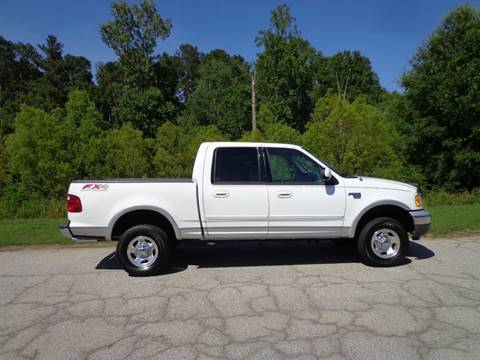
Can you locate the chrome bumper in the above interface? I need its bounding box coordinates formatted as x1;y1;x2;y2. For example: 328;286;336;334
409;210;432;240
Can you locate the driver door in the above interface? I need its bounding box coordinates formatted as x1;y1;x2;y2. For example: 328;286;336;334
265;147;346;238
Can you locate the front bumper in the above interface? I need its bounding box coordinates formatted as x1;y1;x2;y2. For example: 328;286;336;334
409;209;431;240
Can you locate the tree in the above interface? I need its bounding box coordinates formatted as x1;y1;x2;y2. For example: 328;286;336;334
94;61;124;126
154;53;182;103
112;87;179;137
5;106;72;199
245;103;301;144
153;122;225;177
153;122;189;177
0;37;40;100
181;50;251;138
0;139;7;191
100;0;172;88
22;35;92;111
258;4;299;40
90;123;148;178
175;44;203;102
401;5;480;190
63;55;93;90
255;4;318;130
63;90;103;179
0;36;41;136
302;95;421;183
313;50;385;103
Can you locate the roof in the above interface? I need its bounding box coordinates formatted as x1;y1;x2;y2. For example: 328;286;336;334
202;141;302;149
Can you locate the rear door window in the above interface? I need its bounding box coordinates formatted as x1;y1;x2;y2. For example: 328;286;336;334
212;147;260;183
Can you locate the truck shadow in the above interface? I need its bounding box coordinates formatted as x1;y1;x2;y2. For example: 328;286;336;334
96;240;434;272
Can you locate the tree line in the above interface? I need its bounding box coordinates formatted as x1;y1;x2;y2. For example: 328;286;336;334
0;2;479;218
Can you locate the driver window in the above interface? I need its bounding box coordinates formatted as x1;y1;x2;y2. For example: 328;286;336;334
267;148;323;183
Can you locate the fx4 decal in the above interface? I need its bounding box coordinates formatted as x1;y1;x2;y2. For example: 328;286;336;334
81;184;110;191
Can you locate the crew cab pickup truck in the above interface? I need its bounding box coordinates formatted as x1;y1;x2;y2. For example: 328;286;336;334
60;142;431;275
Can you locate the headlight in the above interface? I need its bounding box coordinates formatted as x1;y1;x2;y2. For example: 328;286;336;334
415;194;423;207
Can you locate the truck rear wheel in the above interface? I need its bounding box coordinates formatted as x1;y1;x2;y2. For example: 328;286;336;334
357;217;408;267
117;224;171;276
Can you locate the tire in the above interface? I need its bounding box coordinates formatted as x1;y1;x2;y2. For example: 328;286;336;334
357;217;409;267
116;224;171;276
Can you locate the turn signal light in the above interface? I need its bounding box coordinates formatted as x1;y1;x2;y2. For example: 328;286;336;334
67;194;82;213
415;194;423;208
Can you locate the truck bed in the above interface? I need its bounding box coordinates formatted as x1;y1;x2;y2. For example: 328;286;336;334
72;178;193;183
67;179;201;240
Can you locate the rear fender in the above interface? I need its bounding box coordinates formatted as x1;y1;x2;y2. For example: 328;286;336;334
107;205;181;240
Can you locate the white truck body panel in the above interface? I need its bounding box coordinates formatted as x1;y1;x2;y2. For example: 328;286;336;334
67;181;201;240
62;142;430;242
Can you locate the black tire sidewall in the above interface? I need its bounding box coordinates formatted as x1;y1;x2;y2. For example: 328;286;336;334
116;224;170;276
358;217;408;267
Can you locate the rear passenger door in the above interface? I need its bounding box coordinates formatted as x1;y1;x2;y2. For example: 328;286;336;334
202;146;269;239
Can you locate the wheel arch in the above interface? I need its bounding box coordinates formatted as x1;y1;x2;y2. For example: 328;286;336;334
108;206;180;241
350;201;414;239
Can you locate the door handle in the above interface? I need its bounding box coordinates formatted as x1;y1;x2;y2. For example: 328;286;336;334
214;191;229;198
278;191;293;198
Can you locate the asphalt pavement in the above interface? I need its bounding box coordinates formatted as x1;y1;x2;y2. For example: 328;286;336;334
1;237;480;360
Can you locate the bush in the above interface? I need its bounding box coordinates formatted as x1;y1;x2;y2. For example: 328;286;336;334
302;94;425;184
63;90;103;179
0;139;7;192
112;87;179;138
5;105;72;199
239;104;301;144
0;192;65;219
239;130;265;142
153;122;226;177
424;189;480;206
89;123;149;178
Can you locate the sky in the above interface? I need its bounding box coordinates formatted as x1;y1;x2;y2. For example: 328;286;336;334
1;0;479;92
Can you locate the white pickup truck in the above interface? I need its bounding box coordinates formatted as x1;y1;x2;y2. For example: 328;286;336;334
60;142;431;275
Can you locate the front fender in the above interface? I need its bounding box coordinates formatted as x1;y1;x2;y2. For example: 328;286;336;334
346;200;411;238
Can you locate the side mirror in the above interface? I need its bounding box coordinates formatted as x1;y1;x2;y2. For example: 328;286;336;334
321;167;332;182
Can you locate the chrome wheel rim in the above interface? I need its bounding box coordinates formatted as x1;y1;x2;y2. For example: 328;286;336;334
126;236;159;267
370;228;400;259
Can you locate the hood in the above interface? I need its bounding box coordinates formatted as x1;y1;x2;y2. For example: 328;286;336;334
342;176;417;193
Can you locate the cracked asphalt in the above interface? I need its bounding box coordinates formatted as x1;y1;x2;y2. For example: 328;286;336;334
1;237;480;360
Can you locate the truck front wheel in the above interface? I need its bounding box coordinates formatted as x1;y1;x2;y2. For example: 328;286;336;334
357;217;409;267
117;224;171;276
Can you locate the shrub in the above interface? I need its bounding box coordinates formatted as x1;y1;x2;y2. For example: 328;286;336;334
0;139;7;192
5;106;72;199
153;122;226;177
424;189;480;206
112;87;179;137
302;94;424;184
90;123;149;178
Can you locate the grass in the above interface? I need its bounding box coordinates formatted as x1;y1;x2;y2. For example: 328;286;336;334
1;203;480;247
427;203;480;236
0;218;69;247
